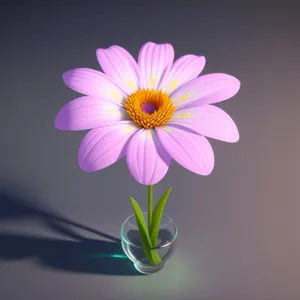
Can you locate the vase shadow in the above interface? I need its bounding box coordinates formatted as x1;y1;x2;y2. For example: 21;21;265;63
0;185;142;276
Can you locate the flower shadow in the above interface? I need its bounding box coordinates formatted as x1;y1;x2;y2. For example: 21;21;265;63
0;186;142;276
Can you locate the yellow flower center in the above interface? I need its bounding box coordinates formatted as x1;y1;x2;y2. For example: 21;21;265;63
124;89;176;129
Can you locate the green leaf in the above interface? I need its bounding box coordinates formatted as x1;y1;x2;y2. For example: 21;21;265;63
150;187;172;247
129;196;152;248
129;196;162;264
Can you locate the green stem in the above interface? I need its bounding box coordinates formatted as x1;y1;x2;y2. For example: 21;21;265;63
148;185;153;232
147;185;161;264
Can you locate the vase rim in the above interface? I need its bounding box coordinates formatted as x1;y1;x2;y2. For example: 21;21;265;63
121;212;178;250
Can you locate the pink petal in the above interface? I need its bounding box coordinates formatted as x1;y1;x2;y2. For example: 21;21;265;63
62;68;125;103
96;45;140;95
54;96;127;131
156;125;214;175
126;129;171;185
158;55;206;94
170;104;239;143
138;42;174;90
78;121;138;172
170;73;240;108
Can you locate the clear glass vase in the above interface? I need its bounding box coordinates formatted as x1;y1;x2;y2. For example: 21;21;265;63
121;212;178;274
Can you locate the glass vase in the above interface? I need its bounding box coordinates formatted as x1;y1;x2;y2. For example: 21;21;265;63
121;212;178;274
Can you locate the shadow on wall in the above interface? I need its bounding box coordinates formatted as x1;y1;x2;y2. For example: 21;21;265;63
0;183;142;276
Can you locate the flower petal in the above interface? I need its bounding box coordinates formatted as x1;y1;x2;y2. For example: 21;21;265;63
170;104;239;143
78;121;138;172
171;73;240;108
156;125;214;175
138;42;174;90
158;55;206;94
63;68;125;103
126;129;171;185
96;45;140;95
54;96;127;131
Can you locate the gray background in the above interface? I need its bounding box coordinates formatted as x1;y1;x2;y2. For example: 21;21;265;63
1;1;299;300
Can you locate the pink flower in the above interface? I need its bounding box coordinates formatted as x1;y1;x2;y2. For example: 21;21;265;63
55;42;240;185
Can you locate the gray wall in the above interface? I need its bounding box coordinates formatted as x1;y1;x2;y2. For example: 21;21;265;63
1;1;299;300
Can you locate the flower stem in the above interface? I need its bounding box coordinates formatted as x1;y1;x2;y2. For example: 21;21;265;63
147;185;161;264
148;185;153;232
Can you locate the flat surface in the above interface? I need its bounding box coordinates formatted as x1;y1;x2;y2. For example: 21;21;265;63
1;1;300;300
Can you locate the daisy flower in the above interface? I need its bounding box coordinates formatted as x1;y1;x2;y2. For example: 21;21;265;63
55;42;240;185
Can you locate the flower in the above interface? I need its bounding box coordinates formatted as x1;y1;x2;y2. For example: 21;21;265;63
55;42;240;185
